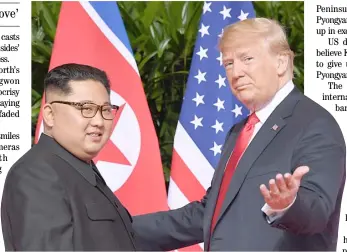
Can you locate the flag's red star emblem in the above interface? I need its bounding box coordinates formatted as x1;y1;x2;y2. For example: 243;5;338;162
93;104;131;165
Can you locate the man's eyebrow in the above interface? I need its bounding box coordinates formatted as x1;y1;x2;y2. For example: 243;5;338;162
222;58;232;65
78;100;111;105
223;50;253;62
222;54;233;62
238;49;252;57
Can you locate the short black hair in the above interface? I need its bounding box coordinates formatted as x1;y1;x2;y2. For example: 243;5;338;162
44;63;111;98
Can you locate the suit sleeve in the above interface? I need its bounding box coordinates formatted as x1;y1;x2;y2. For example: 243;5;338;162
1;161;73;251
132;126;235;250
132;188;208;250
270;116;346;234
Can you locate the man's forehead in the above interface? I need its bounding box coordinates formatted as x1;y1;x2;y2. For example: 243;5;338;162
65;81;109;100
68;79;107;93
68;79;101;87
222;45;255;59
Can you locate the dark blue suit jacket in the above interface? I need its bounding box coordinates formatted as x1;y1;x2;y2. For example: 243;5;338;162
133;87;346;251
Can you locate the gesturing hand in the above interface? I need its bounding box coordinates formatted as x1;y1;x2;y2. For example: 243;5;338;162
259;166;310;210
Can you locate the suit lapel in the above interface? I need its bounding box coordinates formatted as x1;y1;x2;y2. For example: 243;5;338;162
217;115;286;224
211;87;303;232
203;122;244;243
212;122;245;198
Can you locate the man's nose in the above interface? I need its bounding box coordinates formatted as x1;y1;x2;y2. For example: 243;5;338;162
232;61;244;78
90;108;105;127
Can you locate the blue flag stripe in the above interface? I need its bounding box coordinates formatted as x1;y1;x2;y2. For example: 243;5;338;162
89;1;134;55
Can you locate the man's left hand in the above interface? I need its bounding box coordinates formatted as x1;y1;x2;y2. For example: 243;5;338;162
259;166;310;210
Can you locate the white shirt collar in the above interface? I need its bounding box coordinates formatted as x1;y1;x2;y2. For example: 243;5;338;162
255;80;295;124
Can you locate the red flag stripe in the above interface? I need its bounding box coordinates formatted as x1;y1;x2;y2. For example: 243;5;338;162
170;150;206;203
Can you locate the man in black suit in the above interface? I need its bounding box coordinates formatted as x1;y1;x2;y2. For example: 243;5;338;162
1;64;139;250
133;18;346;251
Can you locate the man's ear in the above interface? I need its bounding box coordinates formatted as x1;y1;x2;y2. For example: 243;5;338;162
43;103;54;128
276;53;289;76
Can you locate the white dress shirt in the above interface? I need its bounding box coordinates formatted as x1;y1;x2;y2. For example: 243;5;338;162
250;80;294;142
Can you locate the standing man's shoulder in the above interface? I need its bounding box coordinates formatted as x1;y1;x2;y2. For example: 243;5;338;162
1;143;74;251
299;93;337;120
4;145;66;190
296;93;345;148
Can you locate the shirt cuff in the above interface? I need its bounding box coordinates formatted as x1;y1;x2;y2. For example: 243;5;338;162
261;195;297;223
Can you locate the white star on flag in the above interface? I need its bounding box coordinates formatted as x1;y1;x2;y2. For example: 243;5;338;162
213;98;225;111
211;120;224;134
232;104;243;118
210;141;222;156
192;92;205;107
220;5;231;20
196;46;208;60
216;52;223;66
203;2;212;14
190;115;203;129
194;69;207;84
215;74;226;89
238;10;249;20
199;23;210;37
218;28;224;38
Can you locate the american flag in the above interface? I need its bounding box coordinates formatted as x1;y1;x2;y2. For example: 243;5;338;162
168;2;255;250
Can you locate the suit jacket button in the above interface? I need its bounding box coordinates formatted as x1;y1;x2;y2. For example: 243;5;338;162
130;231;135;237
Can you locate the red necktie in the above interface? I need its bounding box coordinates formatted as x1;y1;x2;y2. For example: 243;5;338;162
210;113;260;234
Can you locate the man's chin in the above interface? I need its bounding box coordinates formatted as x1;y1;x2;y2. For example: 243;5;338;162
85;146;103;158
238;94;254;109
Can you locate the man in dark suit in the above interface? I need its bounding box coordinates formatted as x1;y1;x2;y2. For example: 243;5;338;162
1;64;139;250
132;18;346;251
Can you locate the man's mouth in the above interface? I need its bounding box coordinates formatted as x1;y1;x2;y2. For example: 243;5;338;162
87;132;102;137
